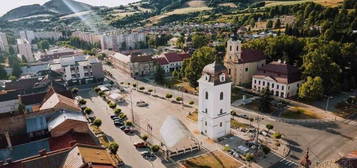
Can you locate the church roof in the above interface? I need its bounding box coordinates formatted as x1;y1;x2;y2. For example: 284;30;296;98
201;61;231;85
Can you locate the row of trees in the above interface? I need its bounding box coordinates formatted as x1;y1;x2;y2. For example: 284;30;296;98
244;35;356;100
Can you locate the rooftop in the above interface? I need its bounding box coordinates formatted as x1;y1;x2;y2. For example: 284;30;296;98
254;61;302;84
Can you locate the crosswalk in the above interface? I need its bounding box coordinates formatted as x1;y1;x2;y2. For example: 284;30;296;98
270;158;298;168
342;120;357;126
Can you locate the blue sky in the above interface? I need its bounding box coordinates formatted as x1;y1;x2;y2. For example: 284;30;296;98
1;0;139;16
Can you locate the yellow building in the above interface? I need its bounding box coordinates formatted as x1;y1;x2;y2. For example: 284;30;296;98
224;36;266;86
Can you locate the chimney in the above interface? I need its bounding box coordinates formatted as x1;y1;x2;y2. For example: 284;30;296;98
39;149;47;156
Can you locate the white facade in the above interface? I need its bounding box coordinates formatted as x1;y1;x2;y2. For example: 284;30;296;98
252;77;303;98
0;32;9;52
17;39;34;62
101;32;146;51
49;55;104;84
20;30;63;43
198;63;231;140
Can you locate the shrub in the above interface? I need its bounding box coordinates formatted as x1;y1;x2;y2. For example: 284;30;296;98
79;99;87;105
245;153;254;161
93;119;102;127
99;91;105;97
120;82;124;85
109;102;117;109
273;132;282;139
84;107;92;114
189;101;194;105
261;145;271;154
126;121;133;127
139;86;145;90
94;87;100;93
108;142;119;154
151;145;160;153
127;82;131;85
166;94;173;99
119;113;127;119
133;84;137;87
148;89;153;92
223;145;231;151
231;110;236;116
71;88;79;95
114;108;122;115
176;96;183;102
142;135;148;141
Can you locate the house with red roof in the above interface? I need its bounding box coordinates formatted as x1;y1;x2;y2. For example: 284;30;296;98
154;52;191;73
224;35;266;85
252;61;303;98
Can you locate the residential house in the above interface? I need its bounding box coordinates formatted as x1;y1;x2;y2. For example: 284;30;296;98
252;61;303;98
224;35;266;85
101;32;146;51
0;32;9;52
35;47;83;61
154;52;190;73
49;55;105;85
109;52;155;78
17;39;34;62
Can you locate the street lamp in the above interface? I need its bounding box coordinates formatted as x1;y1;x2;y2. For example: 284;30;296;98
324;95;334;120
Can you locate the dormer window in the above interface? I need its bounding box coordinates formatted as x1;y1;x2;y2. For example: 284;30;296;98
205;74;210;81
220;74;225;82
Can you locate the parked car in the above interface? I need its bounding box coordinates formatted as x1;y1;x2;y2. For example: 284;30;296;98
114;120;124;126
119;126;127;130
110;115;118;119
134;142;147;148
136;101;148;107
124;127;134;134
141;151;155;159
260;130;268;136
237;114;249;119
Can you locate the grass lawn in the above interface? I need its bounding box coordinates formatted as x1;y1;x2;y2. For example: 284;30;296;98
281;107;321;119
265;0;343;7
187;110;198;121
231;119;250;129
231;87;252;102
181;151;243;168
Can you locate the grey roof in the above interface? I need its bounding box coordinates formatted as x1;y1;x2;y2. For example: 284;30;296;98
160;116;192;148
201;61;231;85
48;110;86;131
0;139;49;161
26;116;48;133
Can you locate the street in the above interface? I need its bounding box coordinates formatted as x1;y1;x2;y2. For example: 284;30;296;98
102;65;357;167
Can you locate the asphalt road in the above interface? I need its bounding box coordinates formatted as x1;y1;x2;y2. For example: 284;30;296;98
80;89;169;168
104;65;357;166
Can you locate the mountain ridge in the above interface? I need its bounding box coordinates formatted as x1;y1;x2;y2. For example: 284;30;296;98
1;0;94;21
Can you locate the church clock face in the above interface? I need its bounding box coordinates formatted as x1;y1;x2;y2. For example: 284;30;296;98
220;74;225;82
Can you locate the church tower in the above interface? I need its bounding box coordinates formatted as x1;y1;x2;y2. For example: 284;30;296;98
198;59;231;140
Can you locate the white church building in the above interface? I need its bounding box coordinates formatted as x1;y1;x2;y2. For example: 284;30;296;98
198;61;231;140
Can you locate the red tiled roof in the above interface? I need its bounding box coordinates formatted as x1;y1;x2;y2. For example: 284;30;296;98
49;131;96;151
254;61;302;84
164;53;190;63
154;57;169;65
239;49;265;63
20;92;47;105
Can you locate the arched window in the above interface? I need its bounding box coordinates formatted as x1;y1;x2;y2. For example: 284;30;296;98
220;92;224;100
220;109;223;114
205;92;208;99
220;122;223;127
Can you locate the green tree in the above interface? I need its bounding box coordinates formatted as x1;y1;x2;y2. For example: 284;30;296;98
176;35;185;49
298;76;324;101
274;19;281;29
184;46;216;87
154;65;165;84
266;20;273;29
259;88;272;113
0;65;7;79
108;142;119;154
38;40;50;51
266;124;274;134
192;34;209;49
93;119;102;127
71;88;79;95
